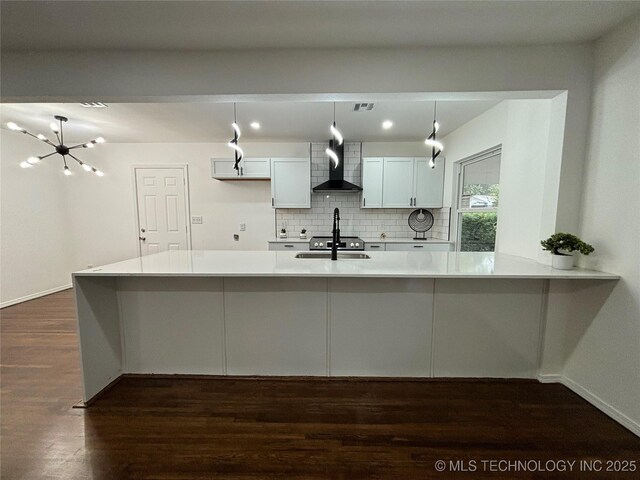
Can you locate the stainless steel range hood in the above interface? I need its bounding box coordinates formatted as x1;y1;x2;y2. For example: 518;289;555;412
312;141;363;192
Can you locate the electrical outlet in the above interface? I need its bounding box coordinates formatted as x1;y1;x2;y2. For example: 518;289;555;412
239;223;246;231
191;215;203;224
380;223;386;230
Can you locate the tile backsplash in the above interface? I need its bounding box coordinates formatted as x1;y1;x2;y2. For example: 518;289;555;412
275;142;450;240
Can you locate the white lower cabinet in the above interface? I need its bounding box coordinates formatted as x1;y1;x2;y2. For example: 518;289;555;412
224;278;327;375
432;279;543;378
268;242;308;251
385;242;453;252
119;277;225;375
329;278;433;376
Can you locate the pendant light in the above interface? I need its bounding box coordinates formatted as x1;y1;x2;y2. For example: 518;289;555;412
7;115;105;176
424;101;444;169
325;102;343;168
227;103;243;171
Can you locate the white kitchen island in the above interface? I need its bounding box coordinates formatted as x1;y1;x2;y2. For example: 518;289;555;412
73;250;618;403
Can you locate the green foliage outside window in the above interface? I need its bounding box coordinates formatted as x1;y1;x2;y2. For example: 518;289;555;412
460;183;499;252
460;212;498;252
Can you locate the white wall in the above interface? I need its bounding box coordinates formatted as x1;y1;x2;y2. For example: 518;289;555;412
499;100;552;261
441;99;559;261
0;131;74;305
563;15;640;433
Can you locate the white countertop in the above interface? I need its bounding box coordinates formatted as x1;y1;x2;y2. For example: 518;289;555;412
74;250;618;280
268;238;454;243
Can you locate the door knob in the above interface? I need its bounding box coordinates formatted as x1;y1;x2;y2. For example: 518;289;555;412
141;228;146;233
139;237;146;241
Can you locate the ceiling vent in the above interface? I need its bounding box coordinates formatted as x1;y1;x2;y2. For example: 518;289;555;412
80;102;108;108
353;103;374;112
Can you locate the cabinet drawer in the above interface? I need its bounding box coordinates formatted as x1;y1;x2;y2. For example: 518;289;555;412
385;242;452;252
268;242;308;251
365;243;386;251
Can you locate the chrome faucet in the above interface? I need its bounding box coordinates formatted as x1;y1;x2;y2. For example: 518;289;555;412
331;207;340;261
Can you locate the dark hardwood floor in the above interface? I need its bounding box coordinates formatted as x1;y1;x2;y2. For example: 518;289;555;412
1;290;639;479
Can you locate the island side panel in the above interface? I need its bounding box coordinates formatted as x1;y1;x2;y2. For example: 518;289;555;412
432;279;544;378
329;278;434;377
117;277;225;375
73;275;123;403
224;277;327;376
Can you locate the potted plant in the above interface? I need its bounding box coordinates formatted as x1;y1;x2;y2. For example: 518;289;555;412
300;228;307;239
541;233;594;270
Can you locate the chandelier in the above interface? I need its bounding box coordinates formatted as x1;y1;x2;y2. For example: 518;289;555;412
227;103;243;171
325;102;343;167
7;115;105;176
424;102;444;169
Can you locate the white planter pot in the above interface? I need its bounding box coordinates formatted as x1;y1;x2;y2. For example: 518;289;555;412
552;253;574;270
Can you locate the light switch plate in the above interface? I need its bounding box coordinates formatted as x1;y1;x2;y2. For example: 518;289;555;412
239;223;246;231
191;215;203;224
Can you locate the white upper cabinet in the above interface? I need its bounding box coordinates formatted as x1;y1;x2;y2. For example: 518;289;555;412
362;156;445;209
361;157;384;208
211;157;271;180
414;157;444;208
240;158;271;178
382;157;415;208
271;157;311;208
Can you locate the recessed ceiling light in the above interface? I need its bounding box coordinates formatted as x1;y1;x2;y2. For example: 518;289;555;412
80;102;108;108
382;120;393;129
250;122;260;130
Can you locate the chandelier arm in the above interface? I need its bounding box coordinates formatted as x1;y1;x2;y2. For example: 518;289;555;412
68;153;84;164
54;130;62;144
23;131;55;146
68;143;89;150
39;152;58;160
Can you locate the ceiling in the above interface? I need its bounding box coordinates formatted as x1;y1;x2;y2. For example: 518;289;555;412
2;1;639;51
0;100;501;143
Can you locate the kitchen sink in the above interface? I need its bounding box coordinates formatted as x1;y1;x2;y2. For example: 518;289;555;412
295;252;371;259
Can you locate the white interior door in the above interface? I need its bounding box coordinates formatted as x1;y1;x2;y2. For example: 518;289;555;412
135;167;190;255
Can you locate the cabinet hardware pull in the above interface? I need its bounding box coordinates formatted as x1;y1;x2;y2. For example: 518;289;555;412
271;198;274;206
284;245;294;248
363;198;366;207
370;245;380;248
413;245;424;248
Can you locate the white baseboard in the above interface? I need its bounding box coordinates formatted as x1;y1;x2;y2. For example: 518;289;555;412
536;373;563;383
0;284;72;309
538;373;640;438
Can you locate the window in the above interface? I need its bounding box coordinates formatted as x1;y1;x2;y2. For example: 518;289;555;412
455;148;501;252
